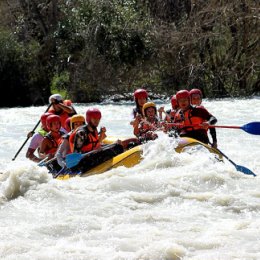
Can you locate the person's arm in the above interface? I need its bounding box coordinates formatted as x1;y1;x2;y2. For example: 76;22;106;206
26;148;41;163
52;102;75;114
56;139;70;167
133;121;141;136
209;128;217;148
26;134;43;162
99;127;107;142
39;138;51;159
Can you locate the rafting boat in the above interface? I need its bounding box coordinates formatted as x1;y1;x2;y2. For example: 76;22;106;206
53;137;222;180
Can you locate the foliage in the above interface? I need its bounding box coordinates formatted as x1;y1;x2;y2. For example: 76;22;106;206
0;0;259;107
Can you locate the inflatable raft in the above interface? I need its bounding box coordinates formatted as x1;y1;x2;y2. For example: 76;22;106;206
54;137;222;180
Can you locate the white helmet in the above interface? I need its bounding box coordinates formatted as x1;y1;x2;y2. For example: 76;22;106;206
49;94;63;104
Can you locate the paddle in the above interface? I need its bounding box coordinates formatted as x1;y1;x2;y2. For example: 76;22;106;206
66;144;116;169
166;122;260;135
212;146;257;177
12;103;52;161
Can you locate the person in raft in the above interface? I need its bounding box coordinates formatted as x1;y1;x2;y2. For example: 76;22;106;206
189;88;218;148
48;94;77;130
69;108;138;173
39;115;65;160
158;95;179;123
26;112;52;163
173;90;217;145
134;102;164;142
56;114;85;168
130;88;149;129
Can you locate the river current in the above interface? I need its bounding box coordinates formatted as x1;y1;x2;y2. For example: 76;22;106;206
0;98;259;260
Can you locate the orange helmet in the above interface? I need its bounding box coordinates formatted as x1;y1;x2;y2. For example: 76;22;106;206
142;102;157;116
70;114;85;129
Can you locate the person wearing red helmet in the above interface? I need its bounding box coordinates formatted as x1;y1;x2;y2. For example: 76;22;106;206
173;90;217;145
130;88;148;129
48;93;77;129
190;88;202;106
39;115;65;159
25;112;53;162
68;108;138;173
64;117;72;133
158;95;179;123
56;114;85;169
189;88;218;148
69;108;106;153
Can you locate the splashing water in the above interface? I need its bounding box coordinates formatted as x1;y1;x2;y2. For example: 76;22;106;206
0;98;259;260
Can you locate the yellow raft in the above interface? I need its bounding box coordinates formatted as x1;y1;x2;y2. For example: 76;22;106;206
56;137;222;180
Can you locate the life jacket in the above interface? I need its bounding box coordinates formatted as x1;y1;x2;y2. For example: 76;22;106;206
48;99;74;129
70;125;101;153
138;117;160;137
174;106;205;133
44;131;63;155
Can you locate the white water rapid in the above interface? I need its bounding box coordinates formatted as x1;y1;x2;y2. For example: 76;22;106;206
0;98;260;260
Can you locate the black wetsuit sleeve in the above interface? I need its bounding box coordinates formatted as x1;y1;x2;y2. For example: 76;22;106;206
209;128;217;142
195;107;217;125
208;115;217;125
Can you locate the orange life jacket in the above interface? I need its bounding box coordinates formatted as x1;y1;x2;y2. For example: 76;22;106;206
174;107;205;133
70;125;101;153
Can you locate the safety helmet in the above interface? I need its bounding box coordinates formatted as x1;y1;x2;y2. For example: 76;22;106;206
65;117;71;132
46;115;61;130
86;108;101;123
40;112;53;128
176;90;190;100
142;102;156;116
189;88;202;97
49;94;63;104
70;114;85;129
134;89;148;100
171;95;178;109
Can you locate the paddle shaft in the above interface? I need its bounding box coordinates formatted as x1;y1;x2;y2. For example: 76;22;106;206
166;123;241;129
12;103;52;161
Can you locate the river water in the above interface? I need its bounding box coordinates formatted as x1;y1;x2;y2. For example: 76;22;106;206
0;98;260;260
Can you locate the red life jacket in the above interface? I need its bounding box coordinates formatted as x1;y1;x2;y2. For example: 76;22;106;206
44;131;63;155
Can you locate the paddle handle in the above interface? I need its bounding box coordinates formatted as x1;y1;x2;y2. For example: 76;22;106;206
12;103;52;161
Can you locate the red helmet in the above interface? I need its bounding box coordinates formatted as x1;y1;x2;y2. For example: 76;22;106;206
46;115;61;130
64;117;71;132
176;90;190;100
134;89;148;100
40;112;53;128
86;108;101;123
171;95;178;109
189;88;202;97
